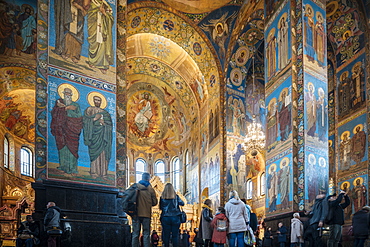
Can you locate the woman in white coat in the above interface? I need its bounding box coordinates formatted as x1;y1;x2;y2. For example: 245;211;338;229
225;190;249;246
290;212;304;247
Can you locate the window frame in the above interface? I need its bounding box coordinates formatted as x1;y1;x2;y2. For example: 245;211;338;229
20;146;33;177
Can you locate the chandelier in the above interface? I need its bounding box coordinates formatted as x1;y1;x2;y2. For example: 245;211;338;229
243;50;265;155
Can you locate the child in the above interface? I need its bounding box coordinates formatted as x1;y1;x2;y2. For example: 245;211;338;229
210;206;228;247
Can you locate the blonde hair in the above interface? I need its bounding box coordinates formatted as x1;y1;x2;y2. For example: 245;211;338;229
229;190;240;200
161;183;177;199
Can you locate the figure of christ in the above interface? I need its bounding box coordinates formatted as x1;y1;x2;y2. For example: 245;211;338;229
351;126;366;164
134;93;152;135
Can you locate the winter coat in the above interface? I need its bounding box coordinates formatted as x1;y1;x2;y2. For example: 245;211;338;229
225;198;249;233
263;230;273;247
17;220;39;238
277;226;288;243
210;213;228;244
309;196;328;225
352;209;370;238
327;193;350;225
290;218;304;243
137;180;158;218
44;206;62;229
159;195;184;217
199;206;213;240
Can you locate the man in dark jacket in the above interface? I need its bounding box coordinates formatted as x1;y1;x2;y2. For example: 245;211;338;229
276;222;288;247
132;172;158;247
16;215;39;247
44;201;62;247
327;191;350;247
306;193;328;247
352;205;370;247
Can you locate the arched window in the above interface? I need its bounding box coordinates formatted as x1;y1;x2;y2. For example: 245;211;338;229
135;158;147;182
260;173;266;196
154;159;165;182
4;137;9;168
184;150;190;193
246;179;253;200
172;157;180;192
21;147;33;177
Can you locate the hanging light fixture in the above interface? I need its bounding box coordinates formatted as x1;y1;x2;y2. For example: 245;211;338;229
244;50;265;155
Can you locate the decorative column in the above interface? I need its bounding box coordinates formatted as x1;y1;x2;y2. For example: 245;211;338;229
264;0;328;222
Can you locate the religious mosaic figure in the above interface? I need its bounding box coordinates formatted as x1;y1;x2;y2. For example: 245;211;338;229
135;92;153;134
267;99;278;149
228;97;245;136
338;72;351;117
340;131;351;170
278;15;289;69
341;182;352;220
267;164;277;212
278;89;291;141
352;178;367;213
83;93;113;178
317;88;326;142
51;85;83;174
350;62;365;109
306;83;316;137
351;125;366;164
86;0;114;74
266;29;277;78
18;5;36;54
307;154;317;203
314;12;325;66
304;5;315;61
278;158;290;210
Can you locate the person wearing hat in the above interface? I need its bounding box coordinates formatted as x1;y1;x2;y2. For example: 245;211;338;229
352;205;370;247
132;173;158;247
326;190;350;247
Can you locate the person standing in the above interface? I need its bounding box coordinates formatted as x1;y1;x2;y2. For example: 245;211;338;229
50;86;83;175
290;213;304;247
199;199;213;247
151;230;159;247
44;202;62;247
210;206;228;247
352;205;370;247
327;191;350;247
225;190;249;247
83;93;113;179
262;227;273;247
159;183;184;247
132;173;158;247
306;193;328;247
16;215;39;247
277;222;288;247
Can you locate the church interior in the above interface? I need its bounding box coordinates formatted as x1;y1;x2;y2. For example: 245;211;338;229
0;0;369;246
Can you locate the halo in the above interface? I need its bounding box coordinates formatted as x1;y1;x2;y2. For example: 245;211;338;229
256;20;264;30
307;82;315;93
305;4;313;17
353;124;364;133
216;23;224;36
352;61;362;73
268;28;276;40
316;12;323;22
308;153;316;165
340;131;350;141
278;12;288;29
280;157;290;168
268;163;276;174
353;177;364;186
233;98;239;106
318;157;326;167
279;88;289;101
268;98;277;111
326;1;338;17
340;181;350;190
230;68;242;86
318;87;324;97
328;140;333;147
342;30;352;41
340;71;349;81
21;4;34;15
235;46;249;67
87;92;107;109
57;83;79;102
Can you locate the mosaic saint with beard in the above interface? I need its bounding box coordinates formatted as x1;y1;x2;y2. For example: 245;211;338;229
51;85;83;174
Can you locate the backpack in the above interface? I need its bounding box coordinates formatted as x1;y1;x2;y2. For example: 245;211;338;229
122;183;139;216
216;219;227;231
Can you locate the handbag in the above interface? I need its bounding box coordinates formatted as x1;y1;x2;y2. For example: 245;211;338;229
18;233;33;239
180;209;187;223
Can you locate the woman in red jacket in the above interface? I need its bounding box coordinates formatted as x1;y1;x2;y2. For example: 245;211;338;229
211;206;228;247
